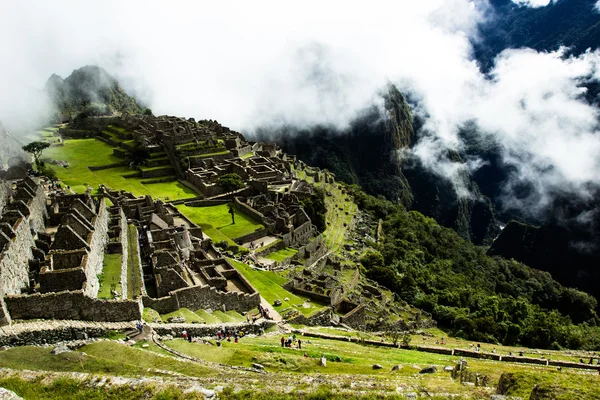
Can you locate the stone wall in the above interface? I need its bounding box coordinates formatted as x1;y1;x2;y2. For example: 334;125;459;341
0;181;8;216
69;116;122;133
119;209;129;299
39;268;86;293
153;320;274;338
282;221;315;247
233;197;266;225
84;198;109;297
4;290;142;322
339;304;365;330
0;216;35;298
58;129;98;138
143;284;260;315
233;228;268;245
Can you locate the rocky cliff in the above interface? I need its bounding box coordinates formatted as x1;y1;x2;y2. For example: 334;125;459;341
267;85;499;245
45;65;143;121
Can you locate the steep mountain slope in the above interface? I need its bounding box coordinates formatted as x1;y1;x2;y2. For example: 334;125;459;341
267;86;499;245
349;185;599;349
45;65;143;120
476;0;600;72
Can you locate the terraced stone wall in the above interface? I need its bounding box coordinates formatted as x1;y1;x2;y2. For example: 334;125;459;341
4;290;142;322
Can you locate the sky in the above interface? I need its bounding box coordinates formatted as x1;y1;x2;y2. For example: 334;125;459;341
1;0;600;216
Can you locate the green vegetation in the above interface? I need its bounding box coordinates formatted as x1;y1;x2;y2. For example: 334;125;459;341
126;224;142;299
158;307;246;324
45;65;142;118
162;333;600;397
217;172;245;192
299;186;326;232
228;258;324;316
97;253;122;299
0;376;204;400
0;342;211;377
42;138;196;200
265;247;298;262
22;141;51;167
318;180;357;253
347;185;600;350
176;204;263;242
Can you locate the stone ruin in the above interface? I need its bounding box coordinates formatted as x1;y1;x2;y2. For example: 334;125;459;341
101;188;261;316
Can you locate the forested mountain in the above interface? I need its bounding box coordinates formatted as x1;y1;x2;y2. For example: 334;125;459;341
349;185;599;349
476;0;600;72
265;86;500;246
267;0;600;308
45;65;143;121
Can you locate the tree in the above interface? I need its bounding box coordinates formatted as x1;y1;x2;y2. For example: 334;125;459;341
143;107;153;116
22;141;50;167
217;173;245;193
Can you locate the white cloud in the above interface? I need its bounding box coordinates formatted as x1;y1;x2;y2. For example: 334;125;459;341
595;0;600;12
1;0;600;217
511;0;554;7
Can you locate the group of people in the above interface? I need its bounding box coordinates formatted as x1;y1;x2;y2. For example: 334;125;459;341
248;241;265;251
216;327;245;344
281;333;302;349
181;330;193;342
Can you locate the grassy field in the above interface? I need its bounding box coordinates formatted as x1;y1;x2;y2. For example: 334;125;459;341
176;204;264;244
163;334;600;398
126;225;142;299
97;253;122;299
228;258;325;317
152;307;248;324
0;341;212;377
265;247;298;262
0;376;205;400
42;138;196;200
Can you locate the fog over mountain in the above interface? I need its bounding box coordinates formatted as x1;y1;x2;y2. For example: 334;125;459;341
1;0;600;217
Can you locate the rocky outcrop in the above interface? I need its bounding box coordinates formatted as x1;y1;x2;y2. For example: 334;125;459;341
270;85;499;245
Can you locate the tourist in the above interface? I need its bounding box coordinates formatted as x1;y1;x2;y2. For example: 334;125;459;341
320;355;327;367
182;330;188;340
188;333;192;343
298;339;302;350
281;336;285;347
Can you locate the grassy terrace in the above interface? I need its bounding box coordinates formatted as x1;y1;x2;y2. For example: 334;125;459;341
0;341;211;377
42;138;196;200
126;224;142;299
97;253;122;299
151;307;248;324
161;335;600;398
228;258;325;316
265;247;298;262
2;334;599;398
318;180;357;254
176;204;264;244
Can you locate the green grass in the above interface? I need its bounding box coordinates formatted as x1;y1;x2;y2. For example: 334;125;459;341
161;308;206;324
0;376;205;400
97;253;123;299
194;309;221;324
0;342;211;377
126;225;142;299
176;204;264;242
265;247;298;262
163;334;600;390
228;259;324;316
42;138;196;200
159;308;246;324
142;307;162;323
